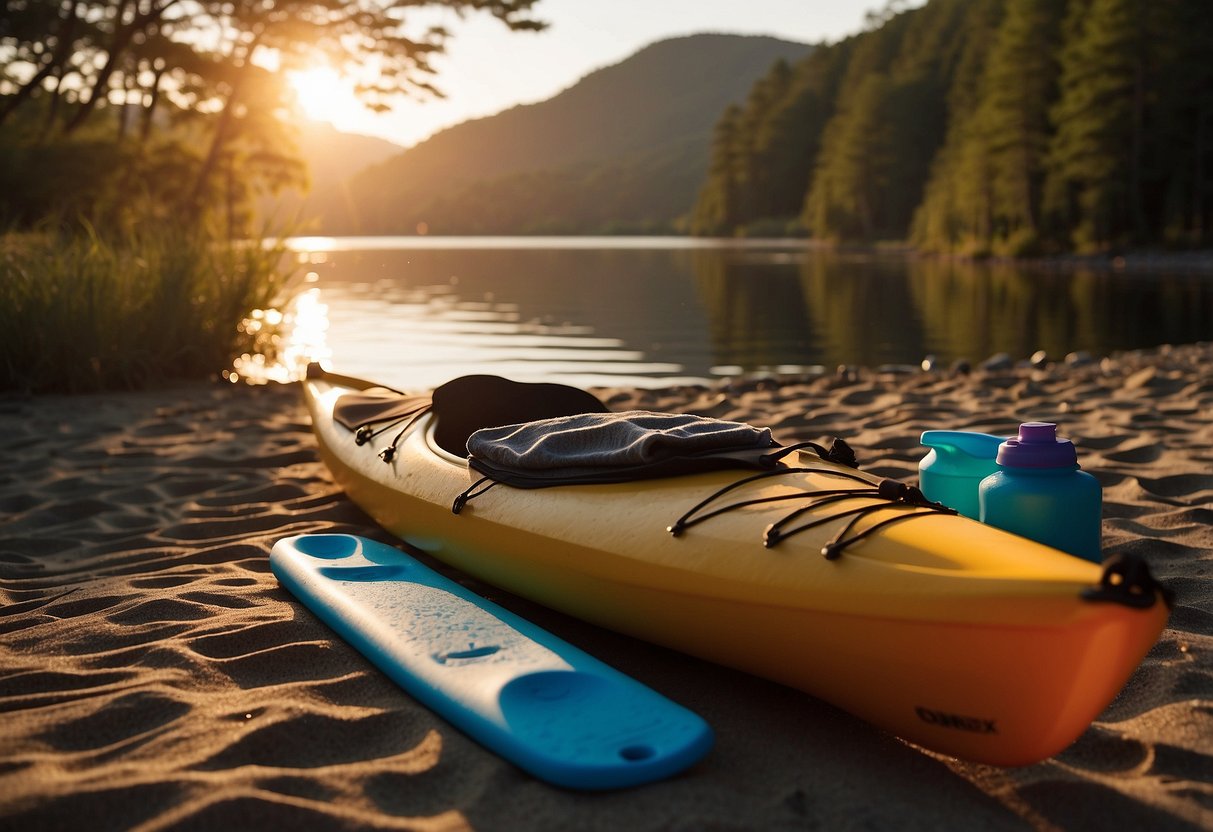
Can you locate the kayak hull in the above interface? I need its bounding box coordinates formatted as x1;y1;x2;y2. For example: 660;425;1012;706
303;371;1169;766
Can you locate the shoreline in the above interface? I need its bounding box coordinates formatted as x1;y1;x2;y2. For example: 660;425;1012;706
288;231;1213;273
1;341;1210;829
795;239;1213;273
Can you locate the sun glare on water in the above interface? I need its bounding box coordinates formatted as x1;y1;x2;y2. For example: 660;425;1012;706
287;65;364;127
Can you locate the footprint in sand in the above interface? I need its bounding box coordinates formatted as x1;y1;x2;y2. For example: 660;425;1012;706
1103;444;1167;464
195;709;438;770
1056;726;1150;773
36;690;191;753
1136;473;1213;500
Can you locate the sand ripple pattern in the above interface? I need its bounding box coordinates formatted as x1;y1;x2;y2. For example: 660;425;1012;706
2;344;1211;830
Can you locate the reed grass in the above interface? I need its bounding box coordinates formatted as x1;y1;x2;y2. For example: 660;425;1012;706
0;222;288;393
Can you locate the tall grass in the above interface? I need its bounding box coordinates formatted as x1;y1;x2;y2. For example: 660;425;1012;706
0;222;288;393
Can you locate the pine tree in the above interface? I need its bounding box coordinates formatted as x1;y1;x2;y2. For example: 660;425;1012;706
690;105;744;235
804;0;974;241
690;41;852;236
698;0;1205;250
975;0;1066;252
803;72;895;239
909;0;1006;253
733;59;795;228
1044;0;1147;250
1152;0;1213;244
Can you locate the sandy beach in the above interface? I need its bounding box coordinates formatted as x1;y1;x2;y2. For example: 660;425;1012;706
2;343;1211;831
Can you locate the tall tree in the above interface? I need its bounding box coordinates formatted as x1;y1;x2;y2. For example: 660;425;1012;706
689;39;852;236
1043;0;1152;249
803;0;972;240
0;0;92;126
912;0;1064;254
803;72;895;239
733;58;794;224
908;0;1006;252
1148;0;1213;244
975;0;1066;247
690;104;743;235
751;43;852;226
0;0;545;228
691;0;1206;251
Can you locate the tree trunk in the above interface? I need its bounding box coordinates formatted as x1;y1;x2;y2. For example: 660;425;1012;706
0;0;81;127
140;62;166;145
185;30;263;217
37;65;66;143
118;61;134;141
62;0;180;135
185;94;235;217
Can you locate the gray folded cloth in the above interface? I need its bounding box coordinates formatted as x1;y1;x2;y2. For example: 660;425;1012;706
467;410;774;472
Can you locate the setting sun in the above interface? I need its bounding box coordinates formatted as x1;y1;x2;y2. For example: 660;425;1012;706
287;65;365;127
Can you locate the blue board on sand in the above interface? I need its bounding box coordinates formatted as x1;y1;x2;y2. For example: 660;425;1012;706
270;533;713;790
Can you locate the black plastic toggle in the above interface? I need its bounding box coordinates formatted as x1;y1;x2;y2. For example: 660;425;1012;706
1081;554;1174;609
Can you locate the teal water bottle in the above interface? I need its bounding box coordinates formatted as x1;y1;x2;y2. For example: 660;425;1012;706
978;422;1102;562
918;430;1005;519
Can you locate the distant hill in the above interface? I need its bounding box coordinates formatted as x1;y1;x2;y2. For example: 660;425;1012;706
294;121;403;187
315;34;812;235
262;121;402;231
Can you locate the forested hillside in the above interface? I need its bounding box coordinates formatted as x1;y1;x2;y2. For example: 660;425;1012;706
692;0;1213;254
318;34;811;235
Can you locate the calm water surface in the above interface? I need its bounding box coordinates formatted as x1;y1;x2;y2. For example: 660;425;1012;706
254;236;1213;391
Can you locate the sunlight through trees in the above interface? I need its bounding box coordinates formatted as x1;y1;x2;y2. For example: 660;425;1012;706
1;0;544;231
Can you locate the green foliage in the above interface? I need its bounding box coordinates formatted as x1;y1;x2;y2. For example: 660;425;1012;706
0;136;128;226
912;0;1063;253
0;0;546;391
1042;0;1213;250
0;130;213;233
690;43;851;236
0;222;287;393
696;0;1213;252
1043;0;1145;249
802;0;965;241
690;105;745;236
804;72;898;240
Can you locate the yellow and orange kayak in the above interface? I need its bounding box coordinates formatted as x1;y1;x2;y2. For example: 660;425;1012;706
301;365;1169;766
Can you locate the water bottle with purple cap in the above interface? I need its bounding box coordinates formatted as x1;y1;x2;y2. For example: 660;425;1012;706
978;422;1102;561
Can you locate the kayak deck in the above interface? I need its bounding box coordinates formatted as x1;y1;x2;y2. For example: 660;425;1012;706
302;368;1170;765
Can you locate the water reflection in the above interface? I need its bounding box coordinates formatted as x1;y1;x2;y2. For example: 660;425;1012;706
690;248;821;372
906;258;1213;363
694;249;1213;371
253;238;1213;390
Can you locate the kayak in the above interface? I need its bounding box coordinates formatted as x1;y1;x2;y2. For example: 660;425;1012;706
301;364;1170;766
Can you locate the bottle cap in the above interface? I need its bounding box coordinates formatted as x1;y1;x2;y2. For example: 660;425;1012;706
996;422;1078;468
919;430;1005;466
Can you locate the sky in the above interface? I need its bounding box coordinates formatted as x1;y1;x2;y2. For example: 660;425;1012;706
292;0;905;149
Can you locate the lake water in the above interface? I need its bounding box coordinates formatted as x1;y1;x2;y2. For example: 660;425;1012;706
246;236;1213;391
